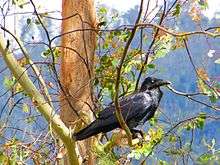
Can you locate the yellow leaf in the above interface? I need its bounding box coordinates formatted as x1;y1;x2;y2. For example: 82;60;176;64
17;57;27;67
197;78;210;94
15;83;23;92
197;68;209;81
188;6;201;22
214;28;220;33
22;103;30;113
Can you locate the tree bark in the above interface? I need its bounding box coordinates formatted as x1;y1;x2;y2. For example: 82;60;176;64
60;0;96;164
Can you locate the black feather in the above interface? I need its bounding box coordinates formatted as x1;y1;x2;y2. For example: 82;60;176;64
73;77;169;141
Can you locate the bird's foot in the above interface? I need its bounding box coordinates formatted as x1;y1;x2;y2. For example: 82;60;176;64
130;129;145;147
131;129;144;139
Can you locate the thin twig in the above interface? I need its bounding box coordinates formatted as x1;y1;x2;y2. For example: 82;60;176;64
29;0;84;120
183;39;219;96
145;114;220;159
114;0;144;146
1;26;54;108
135;0;167;90
167;85;220;111
167;85;206;96
50;24;220;44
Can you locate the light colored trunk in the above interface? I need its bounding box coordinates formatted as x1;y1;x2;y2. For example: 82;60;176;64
60;0;96;164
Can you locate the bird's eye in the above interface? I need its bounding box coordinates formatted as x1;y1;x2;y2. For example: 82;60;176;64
151;80;154;83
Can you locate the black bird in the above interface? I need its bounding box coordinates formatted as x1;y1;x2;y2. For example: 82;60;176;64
73;77;170;141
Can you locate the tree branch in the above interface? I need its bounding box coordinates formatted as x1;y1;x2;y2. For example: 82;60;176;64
1;26;53;108
167;85;220;111
114;0;144;146
0;33;79;165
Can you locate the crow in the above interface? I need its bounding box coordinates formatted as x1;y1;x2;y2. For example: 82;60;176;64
73;77;170;141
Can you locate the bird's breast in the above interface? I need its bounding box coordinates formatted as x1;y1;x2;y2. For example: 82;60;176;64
143;93;152;102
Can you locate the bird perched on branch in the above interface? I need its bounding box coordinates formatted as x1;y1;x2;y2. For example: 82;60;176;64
73;77;170;141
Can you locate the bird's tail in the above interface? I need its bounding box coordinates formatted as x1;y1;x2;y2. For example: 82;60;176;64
73;120;102;141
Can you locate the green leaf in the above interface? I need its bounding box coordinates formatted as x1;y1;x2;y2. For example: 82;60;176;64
26;18;31;25
197;78;218;102
99;7;107;15
25;116;35;123
173;4;181;16
159;160;171;165
35;19;40;25
12;0;25;8
94;78;99;86
147;63;156;69
196;119;205;129
168;135;177;143
154;35;173;59
198;112;206;120
102;42;109;49
155;47;168;58
186;122;194;131
22;103;30;113
41;49;51;58
215;58;220;64
209;95;218;103
113;30;121;36
198;0;208;10
54;47;61;58
197;153;213;163
164;148;182;156
211;138;216;147
3;76;16;89
95;143;117;165
196;113;206;129
149;117;157;126
119;31;131;42
111;59;118;67
100;55;108;63
41;48;60;61
124;65;132;73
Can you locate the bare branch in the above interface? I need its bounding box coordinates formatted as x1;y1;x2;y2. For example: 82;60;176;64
0;33;79;165
167;85;220;111
114;0;144;146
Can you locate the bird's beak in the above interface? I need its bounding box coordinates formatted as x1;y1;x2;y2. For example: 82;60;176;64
156;79;171;87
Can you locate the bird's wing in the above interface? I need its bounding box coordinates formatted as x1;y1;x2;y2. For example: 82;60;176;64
98;92;153;120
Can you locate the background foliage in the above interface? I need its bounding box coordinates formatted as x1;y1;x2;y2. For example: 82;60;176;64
0;0;220;164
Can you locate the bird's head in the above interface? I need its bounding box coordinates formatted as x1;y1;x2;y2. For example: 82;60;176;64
140;77;171;91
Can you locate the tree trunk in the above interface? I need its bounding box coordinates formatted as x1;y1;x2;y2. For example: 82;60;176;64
60;0;96;164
